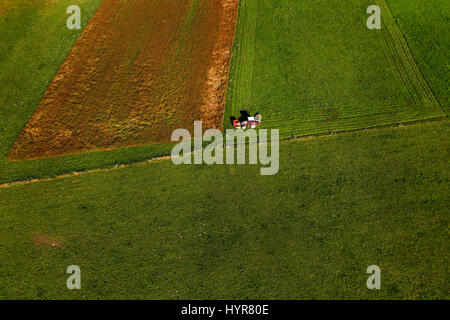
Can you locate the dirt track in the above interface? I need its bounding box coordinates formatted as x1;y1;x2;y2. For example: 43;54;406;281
9;0;239;160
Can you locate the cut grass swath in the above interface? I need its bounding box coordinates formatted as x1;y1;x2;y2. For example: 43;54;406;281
372;0;444;116
225;0;445;139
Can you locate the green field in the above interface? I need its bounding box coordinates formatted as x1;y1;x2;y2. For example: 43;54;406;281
225;0;445;136
0;0;448;300
0;0;447;184
0;121;448;299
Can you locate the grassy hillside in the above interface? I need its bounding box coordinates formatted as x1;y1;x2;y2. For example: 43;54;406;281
225;0;444;136
0;121;448;299
386;0;450;114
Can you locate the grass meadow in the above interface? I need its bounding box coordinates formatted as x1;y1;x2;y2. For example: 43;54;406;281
0;0;448;300
0;121;448;299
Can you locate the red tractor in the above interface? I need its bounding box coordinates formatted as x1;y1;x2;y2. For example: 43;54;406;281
232;113;262;130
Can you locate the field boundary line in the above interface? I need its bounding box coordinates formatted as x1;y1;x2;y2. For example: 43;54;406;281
0;156;172;189
284;115;447;142
1;117;447;189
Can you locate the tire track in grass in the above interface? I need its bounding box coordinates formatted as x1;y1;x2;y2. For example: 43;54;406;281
373;0;444;116
225;0;444;138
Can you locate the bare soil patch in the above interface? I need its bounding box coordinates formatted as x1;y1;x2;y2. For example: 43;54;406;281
9;0;239;160
32;234;63;249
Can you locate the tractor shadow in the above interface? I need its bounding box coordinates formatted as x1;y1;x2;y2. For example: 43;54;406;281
230;110;252;125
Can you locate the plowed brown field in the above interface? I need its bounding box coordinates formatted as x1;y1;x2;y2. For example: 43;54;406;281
9;0;239;160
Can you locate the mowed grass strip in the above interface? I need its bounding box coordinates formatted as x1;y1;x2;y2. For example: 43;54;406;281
0;121;448;299
224;0;257;123
225;0;444;137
